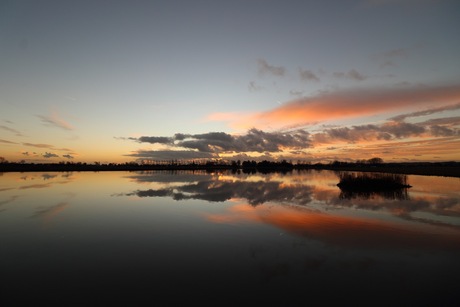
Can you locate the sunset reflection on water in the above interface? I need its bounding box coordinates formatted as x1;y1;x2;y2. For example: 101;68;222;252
1;170;459;306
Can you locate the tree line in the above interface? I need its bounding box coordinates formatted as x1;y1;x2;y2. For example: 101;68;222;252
1;156;459;175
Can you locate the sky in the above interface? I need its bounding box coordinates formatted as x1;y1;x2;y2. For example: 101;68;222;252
1;0;460;164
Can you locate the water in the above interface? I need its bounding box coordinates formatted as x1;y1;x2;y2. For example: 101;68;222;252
1;170;459;306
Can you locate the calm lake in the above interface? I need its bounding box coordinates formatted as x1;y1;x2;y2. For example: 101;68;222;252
1;170;460;306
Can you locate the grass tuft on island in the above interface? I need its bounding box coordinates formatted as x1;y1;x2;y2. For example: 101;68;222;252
337;172;412;192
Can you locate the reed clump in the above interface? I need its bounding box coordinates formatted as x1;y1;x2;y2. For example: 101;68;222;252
337;172;411;191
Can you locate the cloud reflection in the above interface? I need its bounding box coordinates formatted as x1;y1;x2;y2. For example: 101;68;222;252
251;205;460;251
127;174;314;206
30;192;76;227
0;195;19;207
123;170;460;230
31;202;68;220
17;172;75;190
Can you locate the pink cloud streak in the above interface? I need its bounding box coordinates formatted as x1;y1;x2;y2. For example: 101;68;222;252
208;85;460;130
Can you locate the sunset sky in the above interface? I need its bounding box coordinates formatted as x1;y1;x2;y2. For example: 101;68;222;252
1;0;459;164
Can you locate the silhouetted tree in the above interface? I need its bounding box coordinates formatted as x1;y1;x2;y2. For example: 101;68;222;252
367;157;383;164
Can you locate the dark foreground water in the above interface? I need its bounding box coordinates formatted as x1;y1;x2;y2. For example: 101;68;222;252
1;170;460;306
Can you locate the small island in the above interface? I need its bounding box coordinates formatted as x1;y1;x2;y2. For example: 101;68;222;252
337;172;412;191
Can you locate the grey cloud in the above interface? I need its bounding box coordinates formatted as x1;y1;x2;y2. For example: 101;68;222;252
193;132;234;142
62;154;74;159
408;116;460;136
419;116;460;126
312;122;426;143
429;125;457;137
42;152;59;158
299;68;320;82
248;81;264;92
258;59;286;77
0;138;17;144
236;129;311;153
173;133;190;141
374;47;409;68
383;48;407;58
390;103;460;122
138;136;173;144
347;69;367;81
132;129;311;155
381;122;425;138
313;125;384;143
333;69;367;81
0;125;23;136
173;132;235;152
23;143;54;149
379;60;395;68
289;90;304;97
326;127;360;141
236;130;280;152
178;140;216;152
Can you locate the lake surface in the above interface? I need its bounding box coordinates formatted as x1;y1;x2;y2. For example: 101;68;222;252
1;170;460;306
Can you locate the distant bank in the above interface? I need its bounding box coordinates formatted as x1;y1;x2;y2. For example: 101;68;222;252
1;161;460;178
309;163;460;178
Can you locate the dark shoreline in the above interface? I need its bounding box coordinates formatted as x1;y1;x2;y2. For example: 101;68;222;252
311;164;460;178
1;162;460;178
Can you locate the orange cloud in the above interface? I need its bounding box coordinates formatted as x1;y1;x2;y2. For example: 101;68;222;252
209;85;460;130
38;112;74;131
